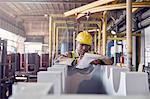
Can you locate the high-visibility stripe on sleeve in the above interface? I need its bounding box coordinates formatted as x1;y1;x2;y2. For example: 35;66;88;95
71;51;75;59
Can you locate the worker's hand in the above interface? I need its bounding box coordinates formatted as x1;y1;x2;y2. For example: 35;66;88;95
54;54;67;63
90;59;102;65
102;58;113;65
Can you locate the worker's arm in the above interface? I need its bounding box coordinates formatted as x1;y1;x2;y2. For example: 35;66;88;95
90;56;113;65
54;51;73;63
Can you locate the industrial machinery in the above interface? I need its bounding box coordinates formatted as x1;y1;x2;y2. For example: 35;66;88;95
40;54;49;71
144;63;150;89
0;39;15;99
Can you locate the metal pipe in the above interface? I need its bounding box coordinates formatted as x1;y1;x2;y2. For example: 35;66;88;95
64;0;115;17
76;2;150;19
109;9;150;33
107;33;142;36
119;25;126;33
126;0;132;71
138;17;150;28
140;9;150;19
119;16;150;33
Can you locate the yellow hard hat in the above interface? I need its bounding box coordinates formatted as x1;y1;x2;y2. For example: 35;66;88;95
76;31;92;45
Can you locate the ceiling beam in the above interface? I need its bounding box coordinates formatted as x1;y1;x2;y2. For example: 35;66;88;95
57;26;97;30
87;29;100;33
76;2;150;19
53;20;100;25
19;9;67;16
107;37;126;40
107;33;142;36
0;0;88;4
64;0;115;17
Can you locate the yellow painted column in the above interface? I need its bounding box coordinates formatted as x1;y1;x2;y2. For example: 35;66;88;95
94;29;97;52
98;21;102;54
102;11;107;56
137;33;141;66
52;22;56;64
52;22;56;63
56;27;59;57
49;16;52;66
73;31;76;52
126;0;132;71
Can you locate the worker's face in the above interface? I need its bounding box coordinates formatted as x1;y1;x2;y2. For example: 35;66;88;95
76;41;91;58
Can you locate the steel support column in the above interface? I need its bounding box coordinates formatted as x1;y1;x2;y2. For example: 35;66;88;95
52;22;56;65
73;31;76;52
94;29;97;52
126;0;132;71
114;36;117;65
48;16;52;66
102;11;107;56
56;27;59;57
98;21;102;54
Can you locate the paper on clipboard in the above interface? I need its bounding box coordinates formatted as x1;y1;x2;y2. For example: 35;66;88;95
76;53;102;69
55;57;74;66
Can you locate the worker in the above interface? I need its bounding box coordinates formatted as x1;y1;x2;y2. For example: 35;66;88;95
55;31;112;66
54;31;112;94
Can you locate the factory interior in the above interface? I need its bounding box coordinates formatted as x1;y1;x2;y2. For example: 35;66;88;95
0;0;150;99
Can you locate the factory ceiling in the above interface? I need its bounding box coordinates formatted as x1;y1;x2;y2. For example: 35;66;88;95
0;0;96;21
0;0;97;36
0;0;149;37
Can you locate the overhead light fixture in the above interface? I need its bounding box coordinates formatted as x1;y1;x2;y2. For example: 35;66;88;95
44;14;48;17
111;30;116;34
